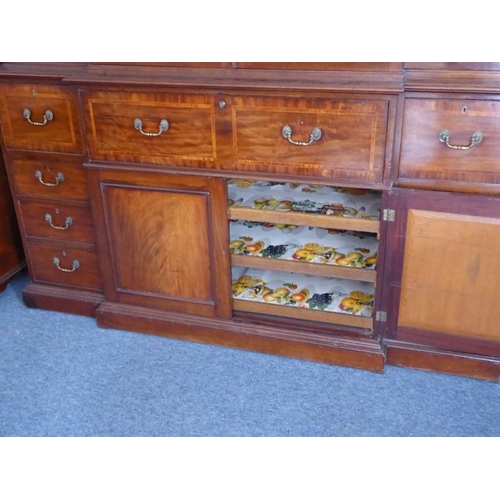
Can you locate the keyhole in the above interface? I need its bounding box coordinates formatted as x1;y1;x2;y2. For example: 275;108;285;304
62;251;67;257
55;208;60;214
462;106;468;113
32;89;37;96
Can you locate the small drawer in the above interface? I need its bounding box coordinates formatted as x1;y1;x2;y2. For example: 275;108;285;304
399;98;500;188
219;95;390;184
27;240;102;291
0;84;83;154
18;199;95;244
9;158;89;201
82;90;217;166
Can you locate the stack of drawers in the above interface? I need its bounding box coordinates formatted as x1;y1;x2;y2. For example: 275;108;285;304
0;83;103;313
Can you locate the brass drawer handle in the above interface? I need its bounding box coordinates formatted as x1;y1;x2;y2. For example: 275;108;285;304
134;118;169;137
45;213;73;230
23;107;54;126
35;170;65;186
439;129;483;150
53;257;79;273
282;125;322;146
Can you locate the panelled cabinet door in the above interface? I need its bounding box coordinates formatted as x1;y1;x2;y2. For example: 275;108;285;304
88;169;232;319
384;189;500;357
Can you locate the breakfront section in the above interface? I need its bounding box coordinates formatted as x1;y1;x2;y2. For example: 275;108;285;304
76;76;398;372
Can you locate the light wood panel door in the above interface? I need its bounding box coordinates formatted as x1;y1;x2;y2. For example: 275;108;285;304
383;189;500;357
88;169;232;319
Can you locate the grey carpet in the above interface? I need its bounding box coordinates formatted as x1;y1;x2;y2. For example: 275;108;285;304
1;270;499;436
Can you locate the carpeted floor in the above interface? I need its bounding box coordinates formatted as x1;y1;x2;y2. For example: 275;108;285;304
1;270;499;436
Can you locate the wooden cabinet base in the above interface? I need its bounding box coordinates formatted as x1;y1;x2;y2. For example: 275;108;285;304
22;283;104;317
15;290;500;381
95;301;386;373
385;341;500;382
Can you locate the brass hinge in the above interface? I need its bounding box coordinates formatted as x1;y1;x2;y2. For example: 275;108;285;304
376;311;387;322
383;209;396;222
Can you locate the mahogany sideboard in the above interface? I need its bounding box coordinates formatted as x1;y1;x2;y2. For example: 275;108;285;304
1;62;499;381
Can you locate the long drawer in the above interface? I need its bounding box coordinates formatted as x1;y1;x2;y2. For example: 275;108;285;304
218;95;390;184
0;83;83;154
399;97;500;189
82;90;217;166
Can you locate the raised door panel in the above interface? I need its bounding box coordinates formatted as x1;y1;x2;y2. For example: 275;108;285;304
384;189;500;358
399;210;500;341
90;170;231;318
106;188;211;300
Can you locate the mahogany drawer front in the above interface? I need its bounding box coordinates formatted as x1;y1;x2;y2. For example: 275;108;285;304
18;199;95;244
235;62;403;71
27;240;102;290
9;158;89;201
0;84;83;153
221;96;389;184
82;90;217;166
399;98;500;187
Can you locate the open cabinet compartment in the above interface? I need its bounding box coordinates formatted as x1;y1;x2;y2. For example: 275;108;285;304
227;179;382;330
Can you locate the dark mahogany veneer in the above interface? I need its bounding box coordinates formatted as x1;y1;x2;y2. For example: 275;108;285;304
1;62;499;381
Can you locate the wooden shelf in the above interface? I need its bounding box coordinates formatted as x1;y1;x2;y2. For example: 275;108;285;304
231;266;375;331
229;207;380;234
234;299;373;329
232;254;377;283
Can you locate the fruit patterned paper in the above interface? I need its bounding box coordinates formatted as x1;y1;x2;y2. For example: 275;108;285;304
228;179;381;220
231;267;375;317
229;220;378;268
